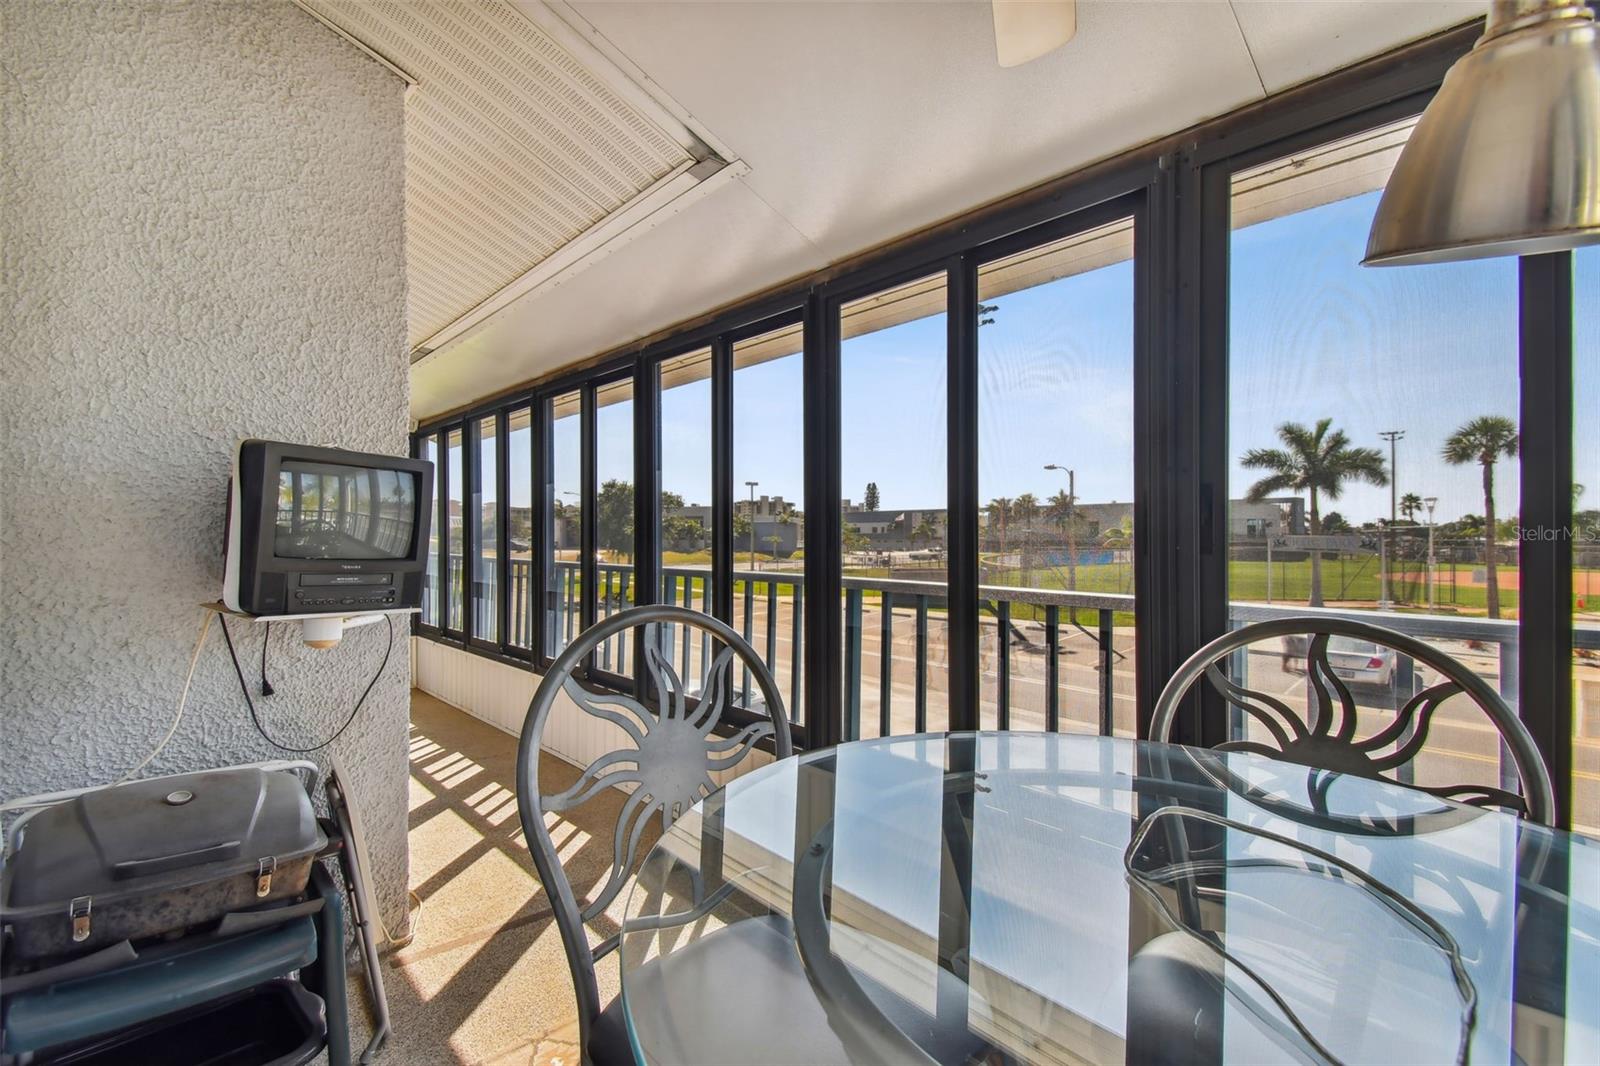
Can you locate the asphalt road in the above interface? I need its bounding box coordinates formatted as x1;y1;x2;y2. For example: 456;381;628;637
596;595;1600;835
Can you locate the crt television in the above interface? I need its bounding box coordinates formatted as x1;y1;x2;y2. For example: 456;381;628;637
224;440;434;616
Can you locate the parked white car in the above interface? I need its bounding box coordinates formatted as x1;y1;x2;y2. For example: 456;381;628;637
1280;635;1398;687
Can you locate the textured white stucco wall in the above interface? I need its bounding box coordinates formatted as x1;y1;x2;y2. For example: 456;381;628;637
1;0;411;928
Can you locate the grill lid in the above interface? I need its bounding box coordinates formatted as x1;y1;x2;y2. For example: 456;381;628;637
4;768;324;909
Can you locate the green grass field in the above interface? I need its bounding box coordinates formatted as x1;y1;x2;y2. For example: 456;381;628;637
984;556;1600;618
661;550;794;567
527;553;1600;621
1223;558;1511;611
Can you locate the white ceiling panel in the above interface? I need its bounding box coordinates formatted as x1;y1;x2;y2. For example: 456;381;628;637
1231;1;1481;93
568;1;1262;262
410;0;1479;420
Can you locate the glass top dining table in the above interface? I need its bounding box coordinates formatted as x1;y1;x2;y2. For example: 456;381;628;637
619;732;1598;1065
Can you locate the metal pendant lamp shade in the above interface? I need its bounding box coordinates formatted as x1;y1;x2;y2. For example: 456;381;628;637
1364;0;1600;266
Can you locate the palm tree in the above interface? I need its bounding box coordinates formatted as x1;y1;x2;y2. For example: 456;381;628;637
1100;515;1134;593
1444;415;1518;619
986;497;1011;554
734;512;753;564
1047;489;1074;532
1242;419;1388;607
1012;493;1039;529
1011;494;1040;581
1400;492;1423;523
775;505;802;552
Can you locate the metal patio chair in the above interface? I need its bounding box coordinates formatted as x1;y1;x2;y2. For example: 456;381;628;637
1150;616;1555;826
1137;618;1555;1063
514;605;795;1066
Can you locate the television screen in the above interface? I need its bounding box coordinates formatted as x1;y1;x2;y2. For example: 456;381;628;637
273;460;417;560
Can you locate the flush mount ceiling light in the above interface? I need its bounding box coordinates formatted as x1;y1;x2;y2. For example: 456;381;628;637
1364;0;1600;266
992;0;1076;68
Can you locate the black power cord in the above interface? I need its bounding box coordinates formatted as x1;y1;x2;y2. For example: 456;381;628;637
219;613;394;753
260;621;275;696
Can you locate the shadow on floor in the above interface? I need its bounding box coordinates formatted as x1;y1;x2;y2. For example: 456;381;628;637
375;690;646;1065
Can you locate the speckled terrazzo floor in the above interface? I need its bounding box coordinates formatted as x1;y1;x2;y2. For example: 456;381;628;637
341;690;636;1066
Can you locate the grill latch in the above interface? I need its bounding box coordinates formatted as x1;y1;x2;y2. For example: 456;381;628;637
69;895;92;942
256;857;277;898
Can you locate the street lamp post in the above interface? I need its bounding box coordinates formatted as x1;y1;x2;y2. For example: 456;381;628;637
1043;464;1077;592
1265;519;1275;604
1379;430;1404;609
744;480;759;570
1378;520;1392;608
1424;495;1438;610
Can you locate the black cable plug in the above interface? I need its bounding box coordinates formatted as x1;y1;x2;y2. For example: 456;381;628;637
220;613;392;754
260;621;275;697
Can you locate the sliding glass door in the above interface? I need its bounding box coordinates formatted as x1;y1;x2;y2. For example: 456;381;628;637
837;273;949;739
444;426;465;634
976;216;1137;735
733;320;807;721
1224;116;1522;797
658;347;714;622
544;389;582;658
470;415;500;645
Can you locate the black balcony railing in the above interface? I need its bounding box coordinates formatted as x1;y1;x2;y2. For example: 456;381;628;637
547;562;804;719
437;554;1600;768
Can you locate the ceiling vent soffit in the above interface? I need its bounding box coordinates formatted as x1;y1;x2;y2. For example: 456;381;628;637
295;0;738;357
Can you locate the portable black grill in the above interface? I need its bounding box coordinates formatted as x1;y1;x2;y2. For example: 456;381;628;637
1;760;390;1066
2;766;326;963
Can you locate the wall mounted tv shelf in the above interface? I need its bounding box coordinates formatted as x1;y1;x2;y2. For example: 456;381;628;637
202;602;419;649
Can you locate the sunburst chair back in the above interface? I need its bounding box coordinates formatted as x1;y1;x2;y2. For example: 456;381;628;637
515;604;792;1063
1150;616;1554;825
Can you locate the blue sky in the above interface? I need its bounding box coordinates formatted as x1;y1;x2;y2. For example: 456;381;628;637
524;190;1599;528
1231;190;1518;525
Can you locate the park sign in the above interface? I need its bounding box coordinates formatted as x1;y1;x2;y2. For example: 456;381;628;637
1279;534;1364;551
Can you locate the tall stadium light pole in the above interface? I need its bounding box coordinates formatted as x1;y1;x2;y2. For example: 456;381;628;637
1424;495;1438;610
1379;430;1405;522
1379;430;1404;607
744;480;759;570
1266;519;1275;604
1379;520;1393;608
